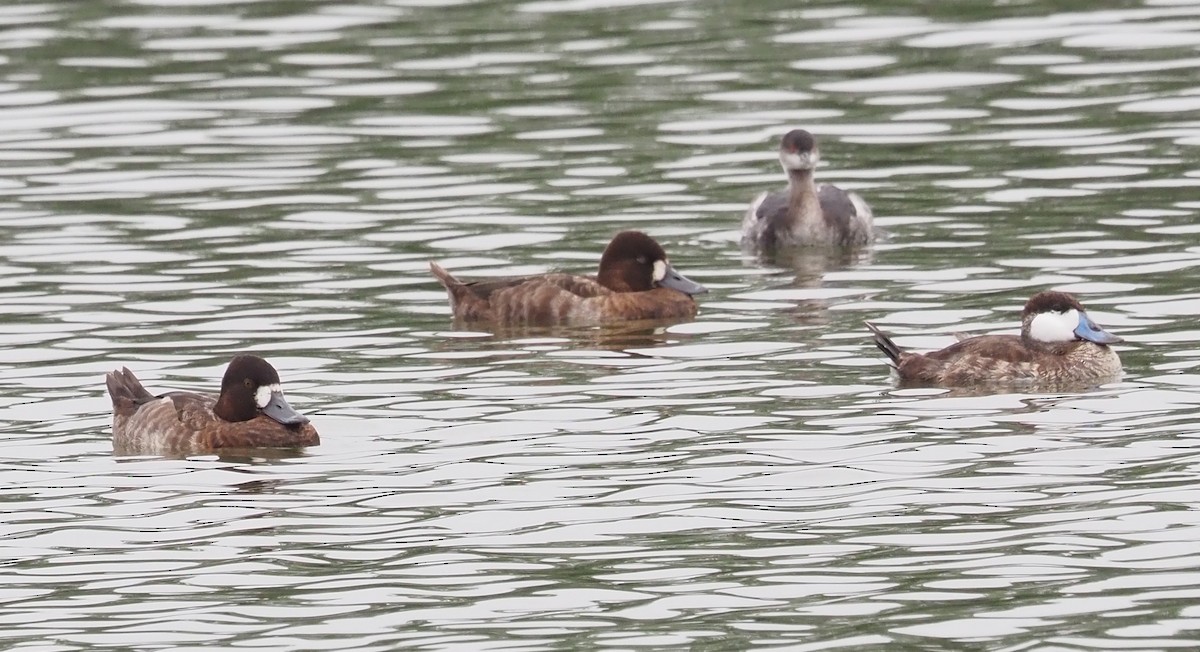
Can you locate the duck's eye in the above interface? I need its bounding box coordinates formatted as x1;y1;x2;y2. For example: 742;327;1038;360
636;256;647;265
243;378;253;388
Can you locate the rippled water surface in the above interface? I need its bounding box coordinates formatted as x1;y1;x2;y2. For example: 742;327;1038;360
4;0;1200;648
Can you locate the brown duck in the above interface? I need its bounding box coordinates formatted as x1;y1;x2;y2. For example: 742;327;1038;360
866;290;1123;388
429;230;707;328
106;354;320;455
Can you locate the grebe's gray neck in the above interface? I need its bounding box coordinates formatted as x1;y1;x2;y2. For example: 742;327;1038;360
787;167;817;191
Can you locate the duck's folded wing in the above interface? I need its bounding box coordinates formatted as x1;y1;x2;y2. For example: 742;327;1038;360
753;190;788;222
538;274;607;298
112;394;195;452
481;278;603;325
923;334;1038;363
817;184;861;219
456;275;542;300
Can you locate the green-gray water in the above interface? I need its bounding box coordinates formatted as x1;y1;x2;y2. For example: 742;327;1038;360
3;0;1200;648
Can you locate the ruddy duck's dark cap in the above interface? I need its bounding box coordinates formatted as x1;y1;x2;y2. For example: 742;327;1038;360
1023;290;1086;316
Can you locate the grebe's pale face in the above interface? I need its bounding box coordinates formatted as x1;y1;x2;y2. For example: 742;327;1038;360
778;129;820;172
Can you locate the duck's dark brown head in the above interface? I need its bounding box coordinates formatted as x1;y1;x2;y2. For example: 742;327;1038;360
595;231;707;296
215;354;310;425
778;129;820;172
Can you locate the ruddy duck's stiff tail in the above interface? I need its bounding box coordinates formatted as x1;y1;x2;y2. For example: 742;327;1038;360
429;261;469;308
105;367;155;416
428;261;458;290
865;322;902;368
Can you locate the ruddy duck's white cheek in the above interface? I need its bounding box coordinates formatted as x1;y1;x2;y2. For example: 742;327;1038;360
255;383;282;408
1029;309;1080;342
652;259;667;282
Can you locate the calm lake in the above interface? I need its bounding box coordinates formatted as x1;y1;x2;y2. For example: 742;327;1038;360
2;0;1200;648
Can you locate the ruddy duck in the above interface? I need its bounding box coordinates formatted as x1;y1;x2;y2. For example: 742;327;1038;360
106;354;320;455
429;230;707;327
866;290;1123;387
742;129;873;249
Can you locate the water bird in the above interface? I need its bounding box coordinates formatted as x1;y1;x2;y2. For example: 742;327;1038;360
865;290;1123;388
742;129;873;249
106;354;320;455
429;230;707;328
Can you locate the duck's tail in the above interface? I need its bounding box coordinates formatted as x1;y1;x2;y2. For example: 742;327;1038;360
105;367;154;416
429;261;470;310
428;261;459;288
865;322;903;368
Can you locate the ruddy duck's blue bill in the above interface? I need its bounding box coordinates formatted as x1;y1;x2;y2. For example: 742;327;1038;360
659;264;707;296
1075;313;1122;345
262;391;310;425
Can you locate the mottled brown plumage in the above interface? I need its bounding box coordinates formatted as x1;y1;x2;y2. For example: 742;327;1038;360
866;291;1123;389
430;231;707;328
106;355;320;456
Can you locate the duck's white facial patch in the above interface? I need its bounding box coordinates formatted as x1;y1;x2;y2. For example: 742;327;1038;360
1029;309;1079;342
255;383;282;408
779;150;819;171
652;259;667;282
